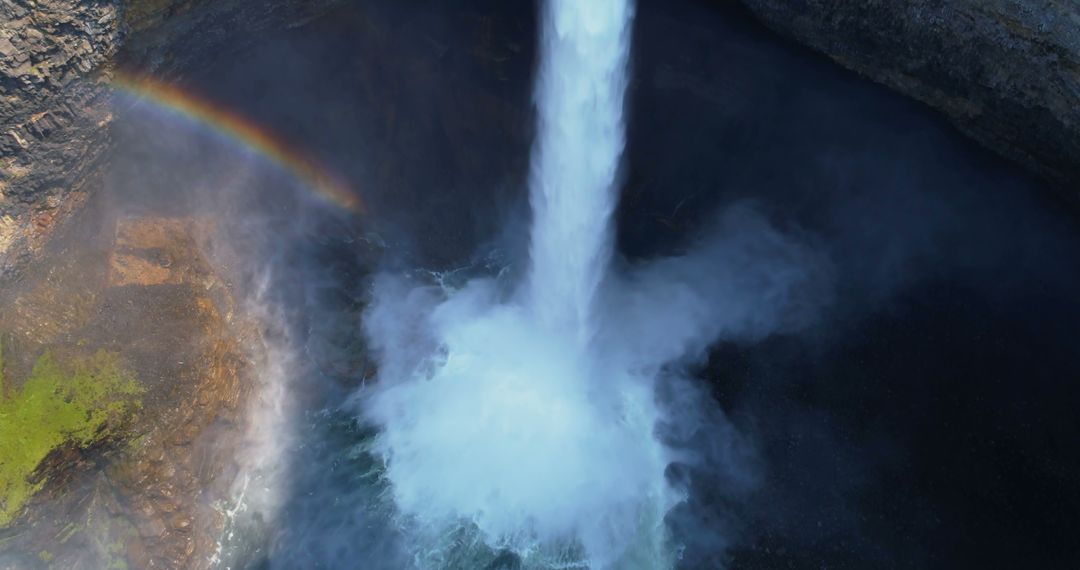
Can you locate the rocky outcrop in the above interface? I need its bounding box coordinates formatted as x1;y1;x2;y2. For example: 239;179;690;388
0;0;120;281
4;0;1077;278
0;1;351;566
0;0;347;283
0;212;254;569
734;0;1080;198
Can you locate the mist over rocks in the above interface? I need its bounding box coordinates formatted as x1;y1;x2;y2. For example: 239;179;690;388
0;210;257;569
0;0;1078;569
0;0;348;283
4;0;1080;283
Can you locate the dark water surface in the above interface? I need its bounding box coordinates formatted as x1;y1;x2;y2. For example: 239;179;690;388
143;0;1080;567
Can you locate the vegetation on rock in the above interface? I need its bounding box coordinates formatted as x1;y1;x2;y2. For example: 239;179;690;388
0;341;143;527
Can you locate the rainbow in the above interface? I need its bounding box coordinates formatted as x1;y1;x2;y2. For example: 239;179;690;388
109;72;362;212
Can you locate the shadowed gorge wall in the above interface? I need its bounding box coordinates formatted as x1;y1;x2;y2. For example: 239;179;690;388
0;0;347;282
731;0;1080;203
0;0;1078;568
3;0;1078;280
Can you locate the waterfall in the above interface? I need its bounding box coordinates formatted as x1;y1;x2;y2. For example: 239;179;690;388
361;0;678;567
526;0;634;344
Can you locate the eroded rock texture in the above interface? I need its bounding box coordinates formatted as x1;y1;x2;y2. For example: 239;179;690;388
0;0;119;280
735;0;1080;198
0;0;347;283
0;2;347;566
0;212;254;570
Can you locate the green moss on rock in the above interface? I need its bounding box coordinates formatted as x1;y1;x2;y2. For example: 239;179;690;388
0;343;143;527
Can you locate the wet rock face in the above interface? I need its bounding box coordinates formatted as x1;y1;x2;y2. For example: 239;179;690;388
0;1;348;565
0;0;118;119
0;213;251;569
0;0;120;280
734;0;1080;199
0;0;347;282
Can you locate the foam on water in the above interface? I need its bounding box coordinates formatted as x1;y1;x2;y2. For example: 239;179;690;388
359;0;677;566
358;0;829;566
362;273;674;567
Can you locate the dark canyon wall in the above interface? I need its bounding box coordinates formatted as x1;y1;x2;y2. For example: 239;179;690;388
0;0;119;278
733;0;1080;201
0;1;1077;568
2;0;1078;279
0;0;345;281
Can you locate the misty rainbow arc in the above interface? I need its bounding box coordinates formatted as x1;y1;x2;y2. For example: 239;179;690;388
109;72;362;212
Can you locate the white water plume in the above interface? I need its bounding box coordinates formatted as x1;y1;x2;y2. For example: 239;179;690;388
526;0;633;343
222;270;297;550
358;0;829;567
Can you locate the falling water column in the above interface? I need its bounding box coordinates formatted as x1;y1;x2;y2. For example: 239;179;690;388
526;0;635;344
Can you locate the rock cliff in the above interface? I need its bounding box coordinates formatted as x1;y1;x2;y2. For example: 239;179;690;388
0;0;345;283
0;208;250;569
3;1;1077;280
0;0;119;280
734;0;1080;200
0;0;1078;567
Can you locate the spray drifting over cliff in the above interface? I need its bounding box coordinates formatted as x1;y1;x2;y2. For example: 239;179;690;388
359;0;828;567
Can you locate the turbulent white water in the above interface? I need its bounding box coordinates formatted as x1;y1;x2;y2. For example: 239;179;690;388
361;0;677;567
363;273;673;566
359;0;828;567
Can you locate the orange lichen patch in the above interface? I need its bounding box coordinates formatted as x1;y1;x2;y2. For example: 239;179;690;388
29;207;58;235
5;190;92;281
108;253;176;287
113;216;195;251
107;216;212;287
